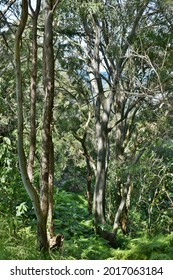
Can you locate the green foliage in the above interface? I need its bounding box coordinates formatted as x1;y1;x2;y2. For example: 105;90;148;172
16;202;28;217
0;137;29;215
1;190;173;260
0;216;39;260
54;190;92;237
129;137;173;235
108;234;173;260
1;0;173;260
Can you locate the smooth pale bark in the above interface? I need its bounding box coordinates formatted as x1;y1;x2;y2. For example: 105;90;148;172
93;121;108;225
113;174;132;232
85;18;109;225
83;1;149;244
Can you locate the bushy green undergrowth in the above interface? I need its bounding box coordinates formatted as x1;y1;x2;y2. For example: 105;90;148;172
108;234;173;260
0;218;40;259
0;190;173;260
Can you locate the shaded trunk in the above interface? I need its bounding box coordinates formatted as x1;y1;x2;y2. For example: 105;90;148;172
86;171;93;215
81;135;93;215
80;134;93;215
40;0;55;245
47;136;55;238
93;80;114;226
96;226;117;248
120;179;133;234
37;219;48;251
113;174;132;233
73;131;94;215
113;147;147;234
27;0;41;182
85;18;114;227
93;121;108;225
82;1;149;246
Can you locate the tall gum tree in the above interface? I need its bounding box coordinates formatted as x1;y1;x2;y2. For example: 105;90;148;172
14;0;47;251
27;0;41;182
41;0;56;240
80;0;150;245
14;0;59;252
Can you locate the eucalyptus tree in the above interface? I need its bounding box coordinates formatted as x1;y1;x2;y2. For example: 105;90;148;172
52;0;166;244
14;0;60;252
58;0;173;243
70;0;151;244
56;0;171;243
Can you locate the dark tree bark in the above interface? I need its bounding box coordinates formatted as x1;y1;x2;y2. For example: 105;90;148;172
41;0;55;243
27;0;41;182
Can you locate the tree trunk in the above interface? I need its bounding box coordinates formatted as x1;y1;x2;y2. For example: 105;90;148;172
93;121;108;225
41;0;55;245
47;136;55;238
14;0;48;252
113;174;132;233
85;17;113;227
82;136;93;215
27;0;41;182
113;147;147;234
74;131;94;215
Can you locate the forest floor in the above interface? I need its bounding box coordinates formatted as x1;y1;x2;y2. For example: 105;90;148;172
0;190;173;260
